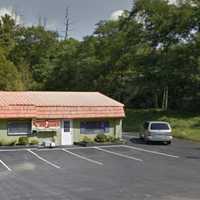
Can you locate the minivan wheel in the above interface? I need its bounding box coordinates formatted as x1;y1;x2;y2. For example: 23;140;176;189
139;135;144;140
167;141;171;145
145;140;151;145
164;141;171;145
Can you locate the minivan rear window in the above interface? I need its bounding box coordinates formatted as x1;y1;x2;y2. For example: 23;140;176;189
150;123;170;130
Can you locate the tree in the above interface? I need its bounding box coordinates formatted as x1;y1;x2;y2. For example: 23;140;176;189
0;14;19;53
0;47;22;90
126;0;198;110
45;38;80;90
10;26;59;89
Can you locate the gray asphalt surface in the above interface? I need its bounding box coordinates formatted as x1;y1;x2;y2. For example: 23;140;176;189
0;135;199;200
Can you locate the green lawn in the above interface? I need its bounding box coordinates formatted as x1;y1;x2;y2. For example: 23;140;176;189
123;109;200;142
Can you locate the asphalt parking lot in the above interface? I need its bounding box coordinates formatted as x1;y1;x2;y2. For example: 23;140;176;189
0;135;199;200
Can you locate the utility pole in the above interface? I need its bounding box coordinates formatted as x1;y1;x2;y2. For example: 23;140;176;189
64;7;70;40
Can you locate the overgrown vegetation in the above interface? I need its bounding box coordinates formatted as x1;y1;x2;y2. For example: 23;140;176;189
78;135;121;145
29;138;39;145
94;134;120;143
123;109;200;142
94;134;108;143
18;137;29;145
0;0;200;112
0;137;39;146
81;136;95;144
0;139;17;146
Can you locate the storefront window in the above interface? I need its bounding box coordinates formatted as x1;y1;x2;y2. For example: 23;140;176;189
7;121;32;136
80;121;109;134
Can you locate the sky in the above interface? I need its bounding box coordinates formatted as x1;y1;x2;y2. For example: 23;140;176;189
0;0;133;40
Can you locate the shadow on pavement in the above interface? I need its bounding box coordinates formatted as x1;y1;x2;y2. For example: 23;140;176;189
129;137;168;146
185;156;200;160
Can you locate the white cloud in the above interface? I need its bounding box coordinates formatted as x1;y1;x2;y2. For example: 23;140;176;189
110;10;124;21
0;7;21;25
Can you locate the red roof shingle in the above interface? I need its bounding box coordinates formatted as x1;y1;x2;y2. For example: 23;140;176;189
0;92;125;119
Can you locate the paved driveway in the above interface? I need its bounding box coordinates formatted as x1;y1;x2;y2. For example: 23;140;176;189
0;135;199;200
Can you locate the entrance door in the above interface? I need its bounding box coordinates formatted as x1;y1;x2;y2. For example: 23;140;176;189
61;120;73;145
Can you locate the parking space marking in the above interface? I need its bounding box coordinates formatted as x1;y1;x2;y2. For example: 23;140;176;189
122;145;180;158
0;149;31;152
95;147;143;162
0;159;12;171
27;149;61;169
62;149;103;166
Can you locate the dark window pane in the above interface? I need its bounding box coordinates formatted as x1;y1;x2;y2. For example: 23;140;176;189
8;121;31;135
64;121;70;132
150;123;170;130
80;121;109;134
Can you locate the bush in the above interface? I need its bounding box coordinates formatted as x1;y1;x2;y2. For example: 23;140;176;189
107;136;120;143
8;139;17;146
106;136;115;142
18;137;29;145
29;138;39;145
94;134;108;143
82;136;94;143
0;139;17;146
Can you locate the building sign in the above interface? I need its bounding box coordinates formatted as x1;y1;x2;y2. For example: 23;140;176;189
33;119;60;129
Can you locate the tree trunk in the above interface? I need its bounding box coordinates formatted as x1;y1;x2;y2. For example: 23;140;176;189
165;86;168;110
162;86;168;111
154;92;159;109
162;87;166;110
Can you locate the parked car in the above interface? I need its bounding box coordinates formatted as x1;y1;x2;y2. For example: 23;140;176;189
139;121;173;144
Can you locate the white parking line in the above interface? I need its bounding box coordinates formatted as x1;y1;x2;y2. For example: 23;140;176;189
62;149;103;166
0;159;12;171
0;149;31;152
65;145;124;150
27;149;61;169
122;145;179;158
95;147;143;162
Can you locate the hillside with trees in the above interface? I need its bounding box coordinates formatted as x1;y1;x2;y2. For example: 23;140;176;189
0;0;200;112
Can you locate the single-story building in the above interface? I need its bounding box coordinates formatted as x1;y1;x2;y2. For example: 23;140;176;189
0;92;125;146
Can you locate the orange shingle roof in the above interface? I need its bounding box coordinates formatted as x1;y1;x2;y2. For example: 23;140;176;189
0;92;125;119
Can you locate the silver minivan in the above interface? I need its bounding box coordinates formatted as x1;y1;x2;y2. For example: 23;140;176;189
140;121;173;144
